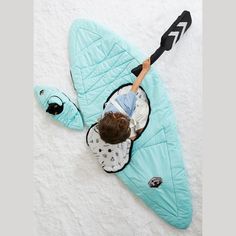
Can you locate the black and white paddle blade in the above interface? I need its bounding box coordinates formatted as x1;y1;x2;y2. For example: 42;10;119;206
131;11;192;76
161;10;192;51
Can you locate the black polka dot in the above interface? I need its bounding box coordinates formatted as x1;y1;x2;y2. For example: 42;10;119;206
108;149;112;152
99;149;102;152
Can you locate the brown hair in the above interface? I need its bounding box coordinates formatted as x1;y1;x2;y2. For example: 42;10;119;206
97;112;131;144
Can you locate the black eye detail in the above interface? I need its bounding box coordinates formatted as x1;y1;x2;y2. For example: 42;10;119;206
46;103;63;115
40;90;44;95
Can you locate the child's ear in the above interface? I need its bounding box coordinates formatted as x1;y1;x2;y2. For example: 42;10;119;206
46;103;63;115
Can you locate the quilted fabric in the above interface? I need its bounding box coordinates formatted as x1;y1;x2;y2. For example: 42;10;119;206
69;19;192;229
34;86;84;130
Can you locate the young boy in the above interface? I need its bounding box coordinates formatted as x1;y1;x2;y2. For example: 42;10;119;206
97;58;151;144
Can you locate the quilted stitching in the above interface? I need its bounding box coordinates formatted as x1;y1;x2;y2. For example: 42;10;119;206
69;19;192;229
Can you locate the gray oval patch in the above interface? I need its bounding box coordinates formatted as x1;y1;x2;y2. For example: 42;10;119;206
148;177;163;188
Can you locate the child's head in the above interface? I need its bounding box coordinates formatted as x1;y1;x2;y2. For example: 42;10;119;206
97;112;131;144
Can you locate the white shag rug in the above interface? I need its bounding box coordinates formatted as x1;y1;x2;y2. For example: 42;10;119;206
34;0;202;235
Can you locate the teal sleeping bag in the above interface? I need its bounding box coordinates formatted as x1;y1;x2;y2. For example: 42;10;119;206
35;19;192;229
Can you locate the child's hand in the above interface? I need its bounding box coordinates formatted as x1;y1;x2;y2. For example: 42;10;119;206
142;58;151;72
131;58;151;93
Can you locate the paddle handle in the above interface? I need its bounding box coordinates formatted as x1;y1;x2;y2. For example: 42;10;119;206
131;47;165;76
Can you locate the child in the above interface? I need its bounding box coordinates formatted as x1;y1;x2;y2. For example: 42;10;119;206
97;58;151;144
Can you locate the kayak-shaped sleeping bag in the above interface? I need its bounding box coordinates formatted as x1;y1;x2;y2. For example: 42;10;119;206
35;19;192;229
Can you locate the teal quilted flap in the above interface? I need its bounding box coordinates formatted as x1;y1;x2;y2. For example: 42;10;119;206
69;19;143;126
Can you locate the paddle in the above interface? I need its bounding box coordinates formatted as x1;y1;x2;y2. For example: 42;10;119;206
131;10;192;76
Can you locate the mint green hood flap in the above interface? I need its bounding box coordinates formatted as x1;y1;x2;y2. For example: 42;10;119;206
34;85;84;130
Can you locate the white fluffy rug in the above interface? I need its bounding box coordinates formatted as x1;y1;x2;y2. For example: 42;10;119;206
34;0;202;235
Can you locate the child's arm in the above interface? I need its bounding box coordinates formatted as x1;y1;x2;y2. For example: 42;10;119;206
131;58;151;93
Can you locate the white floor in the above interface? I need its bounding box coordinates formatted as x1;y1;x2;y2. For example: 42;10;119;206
34;0;202;235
